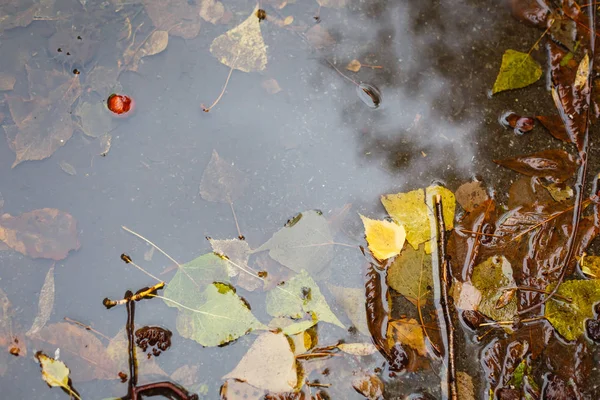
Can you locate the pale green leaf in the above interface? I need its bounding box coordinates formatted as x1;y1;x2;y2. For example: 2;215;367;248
387;243;433;307
492;49;542;94
328;283;370;335
266;270;344;329
471;256;518;323
35;352;80;399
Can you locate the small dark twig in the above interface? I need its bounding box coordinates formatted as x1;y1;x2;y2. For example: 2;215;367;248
434;195;458;400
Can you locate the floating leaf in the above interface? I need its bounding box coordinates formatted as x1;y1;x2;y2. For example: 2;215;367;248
26;265;55;337
169;282;266;347
381;186;455;251
209;238;252;277
142;0;203;39
35;352;80;399
3;68;81;167
492;49;542;94
74;100;114;138
579;255;600;278
262;78;282;94
451;281;481;311
98;133;112;156
351;371;384;400
199;0;225;24
359;214;406;260
494;149;577;183
337;342;378;356
0;208;79;260
59;160;77;176
328;284;370;335
254;210;334;275
124;30;168;72
106;328;167;378
471;256;518;323
266;270;344;329
388;318;426;356
210;9;267;72
387;244;433;307
223;332;297;392
346;59;362;72
455;181;489;213
199;150;248;204
545;280;600;341
0;73;15;91
317;0;348;8
305;25;335;49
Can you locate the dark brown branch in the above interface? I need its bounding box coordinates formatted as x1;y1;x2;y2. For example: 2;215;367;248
434;195;457;400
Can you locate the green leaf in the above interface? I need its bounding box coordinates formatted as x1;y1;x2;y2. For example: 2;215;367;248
386;243;433;307
266;270;344;329
254;210;334;275
471;256;518;323
163;253;229;308
492;49;542;94
172;282;266;347
35;352;81;400
545;280;600;341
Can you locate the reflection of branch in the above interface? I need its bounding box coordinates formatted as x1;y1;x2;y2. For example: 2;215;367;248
434;195;457;400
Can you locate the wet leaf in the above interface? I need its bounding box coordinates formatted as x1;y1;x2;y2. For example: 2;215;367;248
305;25;335;49
471;256;518;323
328;284;370;335
545;280;600;341
574;53;589;90
210;9;267;72
199;0;225;24
223;332;297;392
451;281;481;311
387;244;433;307
0;208;79;260
337;342;378;356
508;0;550;28
381;186;455;251
0;73;16;91
199;150;248;204
59;160;77;176
388;318;426;356
456;371;475;400
85;65;122;97
262;78;282;94
169;282;266;347
74;99;114;138
0;288;25;376
254;210;334;275
492;49;542;94
35;352;80;399
346;59;362;72
494;149;577;183
30;323;115;381
106;328;167;378
3;68;81;167
221;380;265;400
26;265;55;337
351;371;383;400
317;0;348;8
579;255;600;278
455;180;489;213
544;183;573;202
98;133;112;156
209;238;252;277
266;270;344;329
359;215;406;260
124;30;169;72
495;288;516;310
142;0;203;39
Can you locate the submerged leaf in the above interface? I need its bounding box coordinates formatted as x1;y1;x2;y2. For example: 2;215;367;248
455;181;489;213
328;284;370;335
170;282;266;347
223;332;297;392
255;210;334;275
545;280;600;341
199;150;247;204
387;244;433;307
74;100;114;138
388;318;426;356
492;49;542;94
210;9;267;72
359;214;406;260
351;371;384;400
142;0;203;39
266;270;344;328
124;30;168;72
27;265;55;336
209;238;252;278
0;209;79;260
494;149;577;183
471;256;518;323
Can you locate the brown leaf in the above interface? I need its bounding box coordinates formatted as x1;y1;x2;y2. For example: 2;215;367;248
455;180;489;212
3;67;81;167
388;318;427;356
142;0;203;39
494;149;577;183
123;30;169;72
456;371;475;400
536;115;571;143
30;323;116;381
199;150;247;203
106;328;167;379
495;288;516;310
508;0;550;28
346;59;361;72
351;371;384;400
0;288;26;376
305;25;335;49
502;113;535;135
0;208;79;260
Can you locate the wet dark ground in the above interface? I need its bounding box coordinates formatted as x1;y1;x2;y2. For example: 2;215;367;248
1;0;599;398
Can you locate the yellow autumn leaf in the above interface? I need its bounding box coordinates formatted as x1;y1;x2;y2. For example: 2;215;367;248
209;9;267;72
359;215;406;260
579;254;600;278
380;186;455;252
574;53;589;90
387;318;426;356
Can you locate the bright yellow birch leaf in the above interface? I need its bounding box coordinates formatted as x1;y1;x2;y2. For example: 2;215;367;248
359;214;405;260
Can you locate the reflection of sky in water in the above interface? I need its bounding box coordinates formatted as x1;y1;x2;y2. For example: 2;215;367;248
0;0;547;398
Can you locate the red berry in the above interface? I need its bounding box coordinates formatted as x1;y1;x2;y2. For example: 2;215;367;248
107;94;134;116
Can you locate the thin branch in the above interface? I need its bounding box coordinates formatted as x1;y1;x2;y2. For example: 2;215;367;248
122;226;181;267
63;317;111;341
121;253;162;283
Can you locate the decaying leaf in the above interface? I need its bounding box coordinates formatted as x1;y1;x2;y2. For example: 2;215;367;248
98;133;112;156
360;215;406;260
0;208;79;260
3;68;81;167
451;281;481;311
579;254;600;278
59;160;77;176
35;352;80;399
328;284;370;335
381;186;455;251
494;149;577;183
351;371;384;400
317;0;348;8
169;282;266;347
266;270;344;329
544;183;573;202
124;30;169;72
492;49;542;94
262;78;282;94
199;150;248;203
0;73;16;91
220;379;266;400
106;328;167;378
254;210;334;275
337;342;378;356
223;332;297;392
471;256;518;323
142;0;203;39
574;53;589;91
346;59;362;72
545;280;600;341
26;265;55;337
456;371;475;400
209;238;252;277
536;115;571;143
387;244;433;307
199;0;225;24
74;100;114;138
455;181;489;212
388;318;426;356
210;9;267;72
305;25;335;49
